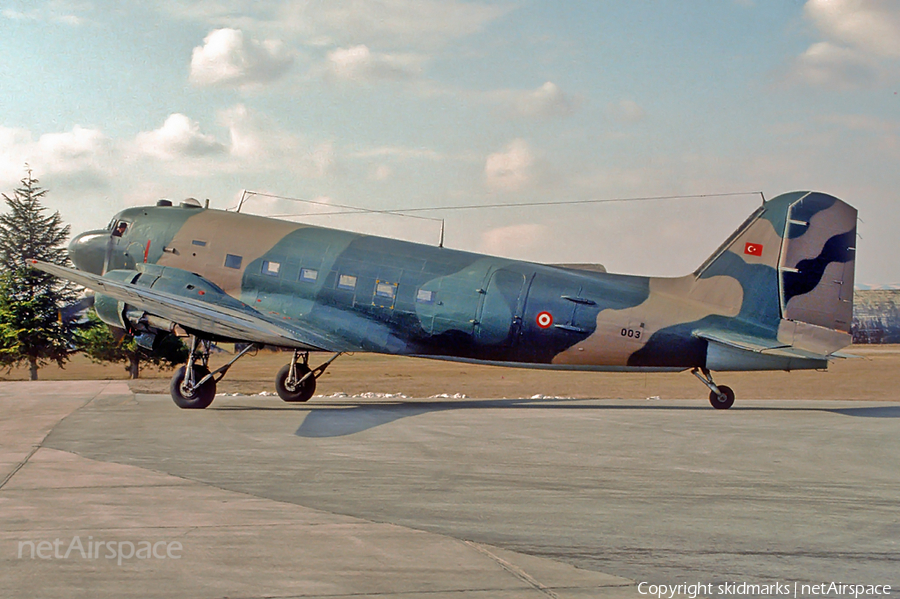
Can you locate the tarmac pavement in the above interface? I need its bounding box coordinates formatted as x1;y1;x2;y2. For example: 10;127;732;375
1;381;898;598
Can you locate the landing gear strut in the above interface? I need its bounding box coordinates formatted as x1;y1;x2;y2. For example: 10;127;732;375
169;337;259;409
275;350;342;403
691;367;735;410
168;339;341;409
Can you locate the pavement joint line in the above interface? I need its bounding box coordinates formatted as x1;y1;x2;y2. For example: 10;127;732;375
9;414;623;594
0;521;372;534
0;382;113;491
463;540;565;599
0;482;197;490
206;586;575;598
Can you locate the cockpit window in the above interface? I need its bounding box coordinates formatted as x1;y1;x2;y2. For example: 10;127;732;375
111;221;129;237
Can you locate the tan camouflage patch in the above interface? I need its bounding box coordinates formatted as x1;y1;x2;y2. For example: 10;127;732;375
783;261;853;332
780;200;856;331
725;215;781;267
157;210;308;297
776;318;851;356
780;201;857;268
551;274;743;366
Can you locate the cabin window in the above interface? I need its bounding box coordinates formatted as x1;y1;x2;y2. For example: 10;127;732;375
337;274;357;290
192;240;207;247
375;281;397;299
416;289;436;304
224;254;243;269
299;268;318;283
262;260;280;276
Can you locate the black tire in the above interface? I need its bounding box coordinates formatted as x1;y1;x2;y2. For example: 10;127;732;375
275;363;316;402
709;385;735;410
170;364;216;409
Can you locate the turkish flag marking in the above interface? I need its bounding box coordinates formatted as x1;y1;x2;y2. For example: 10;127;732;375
744;242;763;256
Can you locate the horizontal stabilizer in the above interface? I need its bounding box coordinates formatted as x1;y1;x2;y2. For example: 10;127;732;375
694;329;832;371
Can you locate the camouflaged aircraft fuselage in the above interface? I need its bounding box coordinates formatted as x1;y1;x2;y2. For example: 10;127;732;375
63;191;857;374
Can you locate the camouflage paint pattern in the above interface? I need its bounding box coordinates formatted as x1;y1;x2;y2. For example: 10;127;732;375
68;191;857;373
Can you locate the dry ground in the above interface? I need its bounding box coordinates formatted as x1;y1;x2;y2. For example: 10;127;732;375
2;345;898;401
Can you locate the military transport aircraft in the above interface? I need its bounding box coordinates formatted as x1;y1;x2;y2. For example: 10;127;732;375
32;191;857;410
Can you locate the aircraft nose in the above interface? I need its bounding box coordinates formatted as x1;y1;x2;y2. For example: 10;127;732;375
68;229;109;275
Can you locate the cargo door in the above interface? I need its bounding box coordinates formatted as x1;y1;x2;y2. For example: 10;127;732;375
475;269;527;345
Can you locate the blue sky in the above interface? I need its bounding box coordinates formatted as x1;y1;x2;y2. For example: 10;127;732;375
1;0;898;284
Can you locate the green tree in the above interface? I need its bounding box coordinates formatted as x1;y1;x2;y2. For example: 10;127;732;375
0;169;75;380
75;310;188;379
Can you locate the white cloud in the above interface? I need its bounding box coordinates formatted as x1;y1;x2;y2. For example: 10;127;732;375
1;6;86;26
164;0;511;50
787;41;879;88
350;146;442;160
0;125;112;189
372;164;393;181
491;81;576;119
786;1;900;89
609;99;646;124
326;45;424;82
218;103;267;159
310;143;336;178
805;0;900;58
478;82;579;119
520;82;575;118
301;0;510;49
133;114;227;160
190;28;294;88
218;104;336;177
484;139;534;192
479;223;548;257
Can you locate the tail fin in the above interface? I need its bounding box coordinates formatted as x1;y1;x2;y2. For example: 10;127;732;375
696;191;857;344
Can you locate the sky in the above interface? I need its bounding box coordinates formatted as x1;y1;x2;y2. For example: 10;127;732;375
1;0;898;284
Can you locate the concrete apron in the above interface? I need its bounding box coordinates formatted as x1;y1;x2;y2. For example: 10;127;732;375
0;381;641;599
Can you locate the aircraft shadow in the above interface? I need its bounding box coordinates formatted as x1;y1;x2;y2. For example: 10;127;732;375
292;397;710;438
283;398;900;438
209;398;900;438
827;406;900;419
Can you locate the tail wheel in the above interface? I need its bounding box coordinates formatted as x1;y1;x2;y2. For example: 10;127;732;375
709;385;735;410
276;363;316;402
170;364;216;409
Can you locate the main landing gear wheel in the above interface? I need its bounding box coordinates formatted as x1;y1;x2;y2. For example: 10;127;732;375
170;364;216;409
709;385;735;410
691;367;735;410
276;363;316;403
274;351;342;403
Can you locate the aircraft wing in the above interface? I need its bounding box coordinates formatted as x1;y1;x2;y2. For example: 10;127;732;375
693;329;841;360
30;261;349;351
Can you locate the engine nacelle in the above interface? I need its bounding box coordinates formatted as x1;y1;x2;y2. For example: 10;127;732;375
94;292;127;329
94;269;178;336
93;270;138;329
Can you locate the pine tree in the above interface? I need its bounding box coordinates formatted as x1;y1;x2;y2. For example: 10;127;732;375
75;310;188;379
0;168;76;380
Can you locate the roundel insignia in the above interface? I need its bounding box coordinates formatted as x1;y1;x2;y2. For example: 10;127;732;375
536;311;553;329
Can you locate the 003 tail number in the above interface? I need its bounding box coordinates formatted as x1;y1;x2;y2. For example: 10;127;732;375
621;328;641;339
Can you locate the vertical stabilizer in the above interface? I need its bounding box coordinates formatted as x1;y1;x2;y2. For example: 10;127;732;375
695;191;857;339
